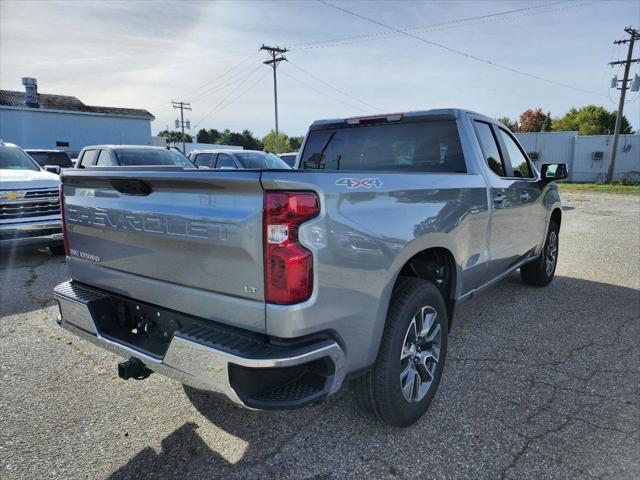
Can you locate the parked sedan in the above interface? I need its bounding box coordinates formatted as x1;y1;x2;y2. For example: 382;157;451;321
75;145;195;168
189;149;290;170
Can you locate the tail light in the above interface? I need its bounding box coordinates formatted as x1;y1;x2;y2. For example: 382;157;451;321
59;183;69;256
264;191;319;304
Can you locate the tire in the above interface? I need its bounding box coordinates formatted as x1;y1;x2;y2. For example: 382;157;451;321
355;277;448;427
521;219;559;287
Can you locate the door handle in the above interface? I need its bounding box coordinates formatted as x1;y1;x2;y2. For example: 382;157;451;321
520;191;531;201
494;193;505;203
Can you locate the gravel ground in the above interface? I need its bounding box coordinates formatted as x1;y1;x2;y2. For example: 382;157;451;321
1;191;638;480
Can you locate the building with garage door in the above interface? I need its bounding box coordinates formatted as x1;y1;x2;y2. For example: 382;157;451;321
0;77;154;154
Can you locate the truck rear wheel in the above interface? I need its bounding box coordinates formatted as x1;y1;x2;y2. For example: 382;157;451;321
355;277;448;427
521;220;559;287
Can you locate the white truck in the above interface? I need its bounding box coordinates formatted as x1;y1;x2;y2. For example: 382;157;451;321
0;141;63;252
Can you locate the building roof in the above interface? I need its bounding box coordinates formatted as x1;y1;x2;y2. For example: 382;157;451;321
0;89;154;120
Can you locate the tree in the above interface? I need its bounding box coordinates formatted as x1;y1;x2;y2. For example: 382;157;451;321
196;128;221;144
517;108;550;133
552;105;632;135
289;136;305;151
497;116;518;132
240;129;262;150
157;130;192;143
262;130;290;153
541;112;552;132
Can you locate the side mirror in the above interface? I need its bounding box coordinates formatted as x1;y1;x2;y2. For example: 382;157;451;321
540;163;568;184
44;165;61;175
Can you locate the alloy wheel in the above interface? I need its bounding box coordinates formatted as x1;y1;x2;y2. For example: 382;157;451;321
399;305;442;403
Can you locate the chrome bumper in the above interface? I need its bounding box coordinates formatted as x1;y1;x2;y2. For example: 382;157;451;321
53;281;346;408
0;219;62;247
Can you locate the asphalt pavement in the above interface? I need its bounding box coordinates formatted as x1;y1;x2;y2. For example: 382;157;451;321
1;191;638;480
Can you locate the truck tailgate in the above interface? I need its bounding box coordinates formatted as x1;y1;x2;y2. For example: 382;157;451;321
61;169;266;333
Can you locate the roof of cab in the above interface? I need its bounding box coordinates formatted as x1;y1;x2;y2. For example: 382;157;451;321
80;145;167;150
190;149;261;155
309;108;497;130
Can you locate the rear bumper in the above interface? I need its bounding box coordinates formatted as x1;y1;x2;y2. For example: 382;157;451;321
53;281;346;409
0;219;62;247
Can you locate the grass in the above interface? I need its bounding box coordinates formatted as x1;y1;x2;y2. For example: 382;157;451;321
558;183;640;195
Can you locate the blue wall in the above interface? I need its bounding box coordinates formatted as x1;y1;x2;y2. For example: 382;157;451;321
0;108;152;150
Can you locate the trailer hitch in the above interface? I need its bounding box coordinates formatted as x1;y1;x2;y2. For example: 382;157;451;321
118;357;152;381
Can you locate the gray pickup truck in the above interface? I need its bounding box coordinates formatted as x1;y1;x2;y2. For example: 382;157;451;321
54;109;567;427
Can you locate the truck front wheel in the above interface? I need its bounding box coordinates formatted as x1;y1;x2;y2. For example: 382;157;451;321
355;277;448;427
521;219;559;286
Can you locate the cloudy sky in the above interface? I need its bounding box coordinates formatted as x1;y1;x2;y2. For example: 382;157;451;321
1;0;639;137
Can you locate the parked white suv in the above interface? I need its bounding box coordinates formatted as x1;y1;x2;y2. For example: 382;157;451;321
0;141;63;252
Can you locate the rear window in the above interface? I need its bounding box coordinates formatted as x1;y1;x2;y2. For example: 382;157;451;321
300;120;466;173
234;152;290;169
27;151;73;168
279;153;297;167
114;148;193;167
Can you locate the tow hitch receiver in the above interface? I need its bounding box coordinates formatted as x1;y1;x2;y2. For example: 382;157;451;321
118;357;152;381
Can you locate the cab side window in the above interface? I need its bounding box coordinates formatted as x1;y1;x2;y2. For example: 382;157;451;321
194;153;212;168
498;129;533;178
216;154;236;169
95;150;113;166
474;121;505;177
78;149;97;168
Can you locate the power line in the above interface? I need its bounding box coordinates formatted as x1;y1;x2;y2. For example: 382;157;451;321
192;71;270;129
281;70;371;114
181;52;260;101
287;61;382;111
293;1;597;51
147;53;260;112
188;63;262;103
192;66;264;128
318;0;607;98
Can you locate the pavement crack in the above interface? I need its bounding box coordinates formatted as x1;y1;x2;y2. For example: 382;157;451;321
499;418;572;480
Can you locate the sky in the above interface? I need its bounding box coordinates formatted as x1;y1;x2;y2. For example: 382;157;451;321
1;0;639;138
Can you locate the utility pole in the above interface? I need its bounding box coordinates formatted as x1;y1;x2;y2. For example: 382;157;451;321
172;100;192;154
607;27;640;184
260;44;288;153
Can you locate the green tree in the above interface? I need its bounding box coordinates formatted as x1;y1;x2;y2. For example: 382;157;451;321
288;136;305;151
262;130;290;153
196;128;221;144
218;129;233;145
241;129;263;150
541;112;552;132
498;116;518;132
158;130;192;143
552;105;632;135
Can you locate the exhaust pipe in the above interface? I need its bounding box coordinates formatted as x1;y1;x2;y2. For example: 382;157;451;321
118;357;152;380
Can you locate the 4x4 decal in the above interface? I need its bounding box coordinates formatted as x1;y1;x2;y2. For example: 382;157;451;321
335;177;383;189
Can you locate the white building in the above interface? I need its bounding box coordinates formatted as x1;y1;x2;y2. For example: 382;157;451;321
515;131;640;183
0;78;154;154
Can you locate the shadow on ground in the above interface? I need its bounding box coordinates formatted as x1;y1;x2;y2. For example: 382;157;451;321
0;246;67;317
107;274;640;480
